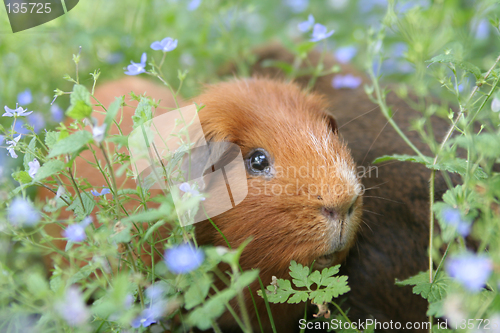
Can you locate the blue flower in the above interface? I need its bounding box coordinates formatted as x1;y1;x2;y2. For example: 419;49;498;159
62;217;92;243
92;123;107;143
50;104;64;122
474;19;490;40
8;197;40;227
124;53;147;76
284;0;309;13
17;89;32;106
187;0;201;11
442;207;471;237
310;23;334;42
13;119;30;135
3;105;33;117
56;286;90;327
145;282;167;301
6;134;21;158
28;158;40;178
150;37;178;52
27;112;45;133
131;307;157;328
446;252;492;293
335;46;357;64
91;188;111;196
332;74;362;89
165;243;204;274
298;14;314;32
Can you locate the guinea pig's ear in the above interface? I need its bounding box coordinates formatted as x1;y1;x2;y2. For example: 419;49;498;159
325;114;338;134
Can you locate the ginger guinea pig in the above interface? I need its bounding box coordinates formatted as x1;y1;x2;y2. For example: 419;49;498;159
39;76;363;332
192;78;363;332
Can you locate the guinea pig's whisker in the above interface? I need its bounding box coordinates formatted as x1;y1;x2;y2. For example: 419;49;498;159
362;209;383;217
337;105;380;130
362;195;402;204
360;219;373;232
361;110;399;165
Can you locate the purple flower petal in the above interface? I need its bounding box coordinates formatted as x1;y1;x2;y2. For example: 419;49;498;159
8;197;40;227
446;252;492;293
63;224;87;243
165;243;204;274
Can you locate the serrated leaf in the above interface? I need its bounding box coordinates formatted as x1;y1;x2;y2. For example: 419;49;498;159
48;131;93;158
34;160;65;182
288;290;309;304
132;97;153;128
308;270;321;287
310;276;350;304
66;192;95;218
396;271;449;302
319;265;341;286
233;270;259;290
66;100;92;120
289;260;310;288
68;265;93;285
45;131;60;149
258;279;294;303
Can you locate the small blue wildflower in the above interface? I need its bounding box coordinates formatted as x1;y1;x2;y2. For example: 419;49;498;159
8;197;40;227
62;217;92;242
441;207;471;237
474;19;490;40
56;286;90;326
332;74;362;89
124;53;147;76
150;37;178;52
298;14;314;32
284;0;309;13
446;252;492;293
310;23;334;42
491;97;500;112
187;0;201;11
6;134;21;158
3;105;33;117
91;188;111;196
131;307;157;328
145;282;167;301
17;89;32;106
179;182;205;201
165;243;204;274
335;46;357;64
92;123;106;143
27;112;45;133
50;104;64;122
28;158;40;179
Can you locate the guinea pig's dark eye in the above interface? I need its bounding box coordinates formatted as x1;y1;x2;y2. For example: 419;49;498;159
246;148;273;176
347;204;354;215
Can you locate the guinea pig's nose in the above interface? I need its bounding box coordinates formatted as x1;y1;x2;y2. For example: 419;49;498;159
321;206;339;220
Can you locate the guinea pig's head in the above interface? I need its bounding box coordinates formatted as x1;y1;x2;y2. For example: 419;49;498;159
193;78;363;274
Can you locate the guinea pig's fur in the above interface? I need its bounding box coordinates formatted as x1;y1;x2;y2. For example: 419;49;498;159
38;76;363;332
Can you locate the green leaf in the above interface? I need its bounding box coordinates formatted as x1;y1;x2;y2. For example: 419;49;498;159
233;270;259;290
396;271;449;302
258;279;294;303
309;275;350;304
104;97;123;135
66;84;93;120
289;260;311;288
288;290;309;303
26;272;49;299
47;131;93;158
68;265;93;285
373;154;487;179
132;97;153;128
455;133;500;158
12;171;32;184
426;54;482;79
187;288;237;330
184;274;212;310
66;192;95;218
45;131;60;149
34;160;65;182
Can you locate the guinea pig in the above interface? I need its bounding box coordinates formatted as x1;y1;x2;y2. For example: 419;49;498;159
38;76;364;332
250;43;453;331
